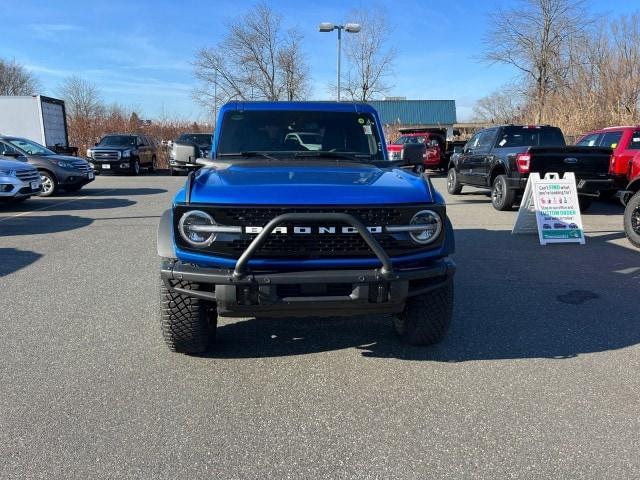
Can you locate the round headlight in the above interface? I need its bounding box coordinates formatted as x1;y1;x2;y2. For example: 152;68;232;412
409;210;442;245
178;210;216;247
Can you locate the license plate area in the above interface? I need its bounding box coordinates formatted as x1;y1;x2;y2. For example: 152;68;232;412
102;164;111;169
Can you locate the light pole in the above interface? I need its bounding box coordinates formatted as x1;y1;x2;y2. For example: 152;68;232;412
319;22;361;101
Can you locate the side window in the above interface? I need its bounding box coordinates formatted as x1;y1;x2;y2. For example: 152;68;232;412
599;131;623;149
576;133;601;147
137;136;146;146
0;141;18;155
629;131;640;150
465;133;481;152
474;130;496;153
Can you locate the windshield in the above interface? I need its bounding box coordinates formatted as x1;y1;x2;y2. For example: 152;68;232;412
98;135;136;147
8;138;56;156
392;135;426;145
495;127;565;148
177;134;212;147
217;110;384;160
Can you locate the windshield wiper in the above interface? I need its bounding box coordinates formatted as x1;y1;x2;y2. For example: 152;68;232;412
218;151;279;161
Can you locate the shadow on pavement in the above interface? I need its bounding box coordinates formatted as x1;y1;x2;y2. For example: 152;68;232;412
203;228;640;361
0;197;136;212
0;248;43;276
0;214;94;237
56;187;168;197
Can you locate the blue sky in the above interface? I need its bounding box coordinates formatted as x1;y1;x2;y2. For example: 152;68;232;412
0;0;633;121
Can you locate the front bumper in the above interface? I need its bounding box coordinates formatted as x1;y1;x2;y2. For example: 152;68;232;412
161;257;455;317
91;160;134;174
0;176;42;198
506;176;615;196
57;170;95;187
169;159;199;170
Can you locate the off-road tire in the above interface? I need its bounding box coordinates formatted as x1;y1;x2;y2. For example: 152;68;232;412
393;281;453;345
624;191;640;248
160;280;217;354
447;168;462;194
491;174;515;211
578;196;593;212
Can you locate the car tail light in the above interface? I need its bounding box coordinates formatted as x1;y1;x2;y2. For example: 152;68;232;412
516;153;531;173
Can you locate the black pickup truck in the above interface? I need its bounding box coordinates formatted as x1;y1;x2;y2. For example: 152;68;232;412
446;125;614;211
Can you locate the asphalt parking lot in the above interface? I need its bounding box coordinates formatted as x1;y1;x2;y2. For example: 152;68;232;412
1;173;639;479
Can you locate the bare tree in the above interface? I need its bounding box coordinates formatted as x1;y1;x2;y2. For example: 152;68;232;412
58;75;103;119
482;0;591;123
0;58;40;95
472;87;524;124
193;2;309;111
340;7;396;101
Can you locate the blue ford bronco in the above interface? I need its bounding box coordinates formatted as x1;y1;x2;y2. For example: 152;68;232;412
157;101;456;354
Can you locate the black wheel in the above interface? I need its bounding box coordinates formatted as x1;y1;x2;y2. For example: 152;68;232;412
131;159;141;176
170;166;179;176
393;280;453;345
624;191;640;248
149;155;156;173
447;168;462;194
491;174;515;211
578;196;592;212
39;171;57;197
160;280;217;354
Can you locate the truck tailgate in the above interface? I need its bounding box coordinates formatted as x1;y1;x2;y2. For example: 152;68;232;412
528;146;611;178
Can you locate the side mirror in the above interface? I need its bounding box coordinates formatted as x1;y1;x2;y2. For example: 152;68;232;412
401;143;424;166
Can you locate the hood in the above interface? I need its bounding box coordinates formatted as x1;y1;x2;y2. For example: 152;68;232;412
29;154;89;164
0;157;36;170
184;161;434;205
91;146;132;152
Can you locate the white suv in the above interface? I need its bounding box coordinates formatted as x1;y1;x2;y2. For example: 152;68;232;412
0;156;42;203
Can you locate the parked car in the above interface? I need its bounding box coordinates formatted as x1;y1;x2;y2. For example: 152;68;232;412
0;136;94;196
0;95;77;156
446;125;614;211
0;156;42;203
86;134;157;175
576;126;640;188
168;133;212;175
618;153;640;247
157;101;456;354
387;128;466;172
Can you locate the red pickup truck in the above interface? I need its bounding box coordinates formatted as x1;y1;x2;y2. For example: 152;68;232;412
576;126;640;187
621;154;640;247
387;129;444;172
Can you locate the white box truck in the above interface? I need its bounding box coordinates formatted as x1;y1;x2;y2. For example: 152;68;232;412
0;95;76;155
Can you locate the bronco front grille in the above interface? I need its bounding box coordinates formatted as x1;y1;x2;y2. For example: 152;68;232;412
174;205;443;260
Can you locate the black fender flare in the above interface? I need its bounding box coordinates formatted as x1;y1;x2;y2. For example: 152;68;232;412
157;209;176;258
442;217;455;256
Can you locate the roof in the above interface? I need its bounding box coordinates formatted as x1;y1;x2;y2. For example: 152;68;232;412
367;100;457;126
220;101;377;114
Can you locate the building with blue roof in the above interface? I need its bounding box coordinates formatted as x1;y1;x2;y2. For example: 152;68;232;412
367;99;458;138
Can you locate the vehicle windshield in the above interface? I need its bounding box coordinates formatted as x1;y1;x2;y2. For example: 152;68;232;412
217;110;384;160
8;138;56;156
495;127;565;148
392;135;426;145
97;135;136;147
177;134;212;147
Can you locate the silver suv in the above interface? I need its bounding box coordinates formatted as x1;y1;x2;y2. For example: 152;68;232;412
0;156;42;203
